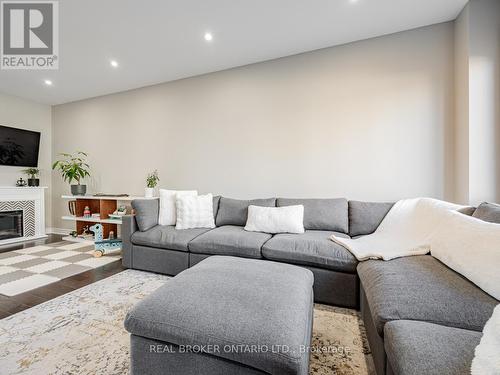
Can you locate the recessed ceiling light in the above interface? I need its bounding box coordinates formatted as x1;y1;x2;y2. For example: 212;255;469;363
44;79;53;86
204;32;213;42
110;60;119;68
350;0;359;3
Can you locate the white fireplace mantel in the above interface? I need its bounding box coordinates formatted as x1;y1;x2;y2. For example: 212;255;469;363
0;186;48;245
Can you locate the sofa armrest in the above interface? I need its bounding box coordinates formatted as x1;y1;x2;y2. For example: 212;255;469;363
122;214;137;268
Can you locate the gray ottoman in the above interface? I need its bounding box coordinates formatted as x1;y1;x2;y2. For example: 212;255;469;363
124;256;314;375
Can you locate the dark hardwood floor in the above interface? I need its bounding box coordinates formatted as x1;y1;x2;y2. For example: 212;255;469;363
0;235;125;319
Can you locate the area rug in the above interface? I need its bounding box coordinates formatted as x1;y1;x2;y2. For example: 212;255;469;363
0;241;120;296
0;269;374;375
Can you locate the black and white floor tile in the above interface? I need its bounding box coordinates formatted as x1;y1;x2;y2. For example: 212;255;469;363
0;242;120;296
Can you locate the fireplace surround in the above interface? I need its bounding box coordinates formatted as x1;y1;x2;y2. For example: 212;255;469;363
0;187;47;245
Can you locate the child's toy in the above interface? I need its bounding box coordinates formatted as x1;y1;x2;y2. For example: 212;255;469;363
83;206;91;218
108;205;127;220
89;223;122;257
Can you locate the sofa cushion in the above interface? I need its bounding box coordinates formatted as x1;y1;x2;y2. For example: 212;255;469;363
216;197;276;227
472;202;500;223
212;195;221;219
262;230;358;273
384;320;481;375
131;225;211;251
131;199;159;231
348;201;394;237
189;225;271;258
358;255;498;336
277;198;348;233
124;256;314;375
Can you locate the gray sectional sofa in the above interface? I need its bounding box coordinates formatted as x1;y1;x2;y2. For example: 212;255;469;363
122;197;391;308
122;197;500;375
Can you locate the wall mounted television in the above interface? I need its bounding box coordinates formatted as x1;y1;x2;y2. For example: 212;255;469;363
0;125;41;167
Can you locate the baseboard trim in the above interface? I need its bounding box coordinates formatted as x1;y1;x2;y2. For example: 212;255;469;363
46;227;72;235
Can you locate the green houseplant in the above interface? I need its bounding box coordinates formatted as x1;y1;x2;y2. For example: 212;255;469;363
52;151;91;196
145;170;159;198
22;167;40;187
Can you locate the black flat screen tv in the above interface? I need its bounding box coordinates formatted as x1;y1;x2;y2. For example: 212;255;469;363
0;125;41;167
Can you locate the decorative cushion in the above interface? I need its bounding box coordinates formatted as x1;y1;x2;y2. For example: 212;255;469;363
358;256;498;336
215;197;276;227
261;230;358;273
175;193;215;230
471;304;500;375
385;320;481;375
348;201;394;237
457;206;476;216
212;195;221;219
131;199;159;232
244;205;305;234
472;202;500;223
189;225;271;258
131;225;210;251
158;189;197;226
277;198;348;233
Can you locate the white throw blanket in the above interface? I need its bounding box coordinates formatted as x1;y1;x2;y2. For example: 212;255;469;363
330;198;462;261
471;304;500;375
430;209;500;301
332;197;500;301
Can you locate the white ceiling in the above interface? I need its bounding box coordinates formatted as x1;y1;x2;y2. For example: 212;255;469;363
0;0;467;105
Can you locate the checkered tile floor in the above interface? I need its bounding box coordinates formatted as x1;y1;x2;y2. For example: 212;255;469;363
0;242;121;296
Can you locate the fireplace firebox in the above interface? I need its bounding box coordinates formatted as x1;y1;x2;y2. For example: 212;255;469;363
0;210;23;240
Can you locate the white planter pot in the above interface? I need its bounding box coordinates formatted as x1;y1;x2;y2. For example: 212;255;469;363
144;187;155;198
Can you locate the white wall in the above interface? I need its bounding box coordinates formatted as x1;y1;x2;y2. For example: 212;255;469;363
454;4;470;204
453;0;500;205
52;23;455;230
0;92;53;226
468;0;500;205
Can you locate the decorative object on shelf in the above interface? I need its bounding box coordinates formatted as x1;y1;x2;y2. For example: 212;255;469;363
145;170;160;198
15;177;27;187
52;151;91;196
68;200;77;216
22;168;40;187
91;213;101;219
93;193;129;198
108;205;127;219
109;230;115;240
83;206;91;218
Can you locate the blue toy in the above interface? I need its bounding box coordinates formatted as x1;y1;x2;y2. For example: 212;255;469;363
89;223;122;257
89;223;104;241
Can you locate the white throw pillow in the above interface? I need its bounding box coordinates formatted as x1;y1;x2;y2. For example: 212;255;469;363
244;205;304;234
175;193;215;230
471;305;500;375
158;189;197;226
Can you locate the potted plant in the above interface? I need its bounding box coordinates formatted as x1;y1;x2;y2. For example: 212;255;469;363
52;151;91;196
22;167;40;187
145;170;159;198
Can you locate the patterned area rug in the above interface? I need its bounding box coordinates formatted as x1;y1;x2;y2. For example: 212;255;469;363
0;241;121;296
0;269;374;375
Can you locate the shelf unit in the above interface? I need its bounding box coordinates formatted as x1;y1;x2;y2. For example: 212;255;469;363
62;215;122;225
61;195;152;240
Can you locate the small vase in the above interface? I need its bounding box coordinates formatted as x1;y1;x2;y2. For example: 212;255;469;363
28;178;40;187
144;187;155;198
71;184;87;196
